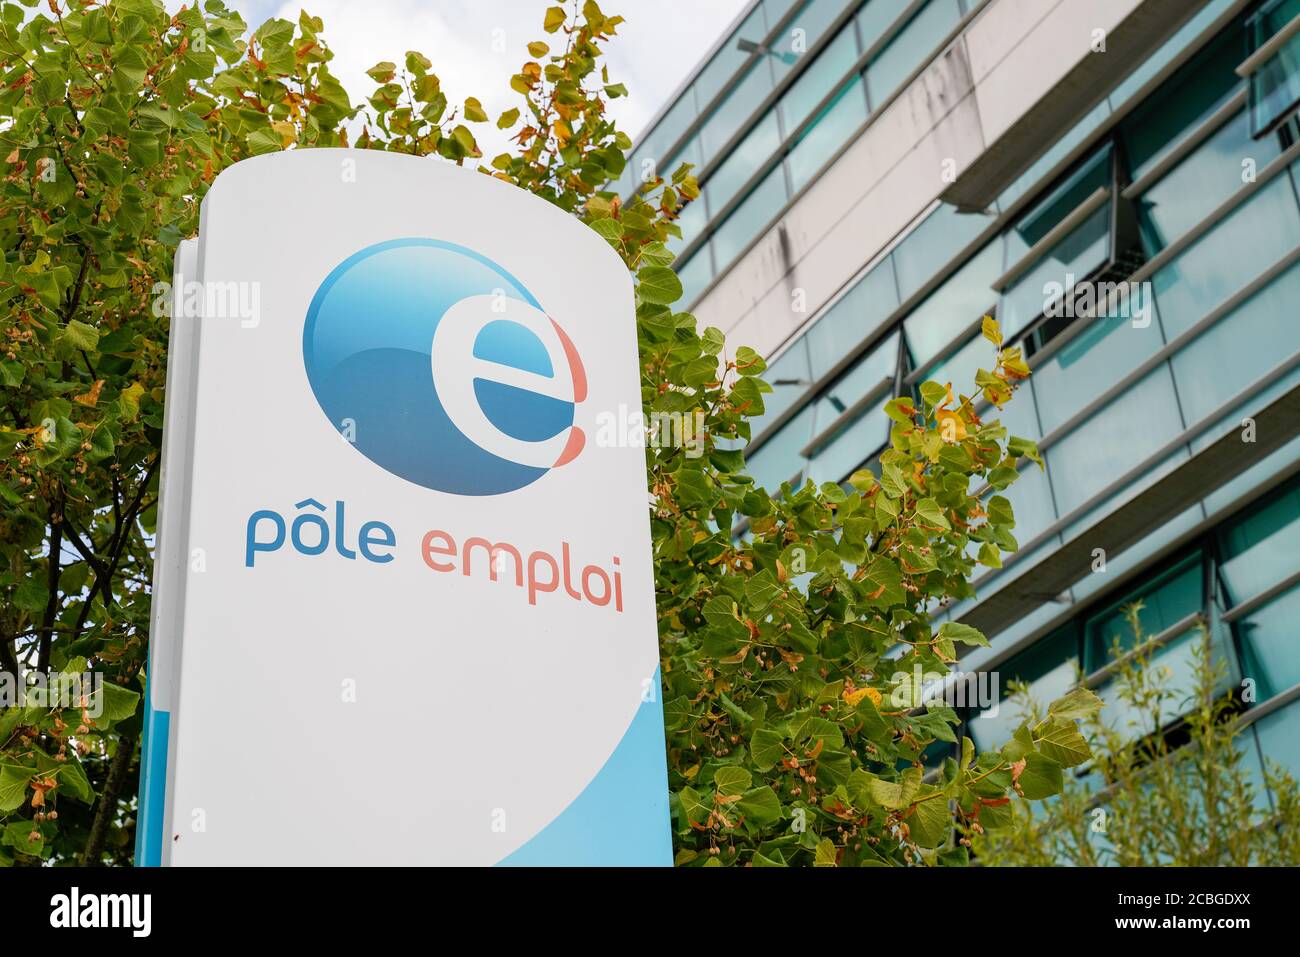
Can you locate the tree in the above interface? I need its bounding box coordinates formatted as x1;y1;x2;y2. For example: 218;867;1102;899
0;0;1094;866
973;606;1300;866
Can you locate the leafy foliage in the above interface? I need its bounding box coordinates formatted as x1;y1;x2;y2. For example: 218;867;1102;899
974;607;1300;866
0;0;1094;865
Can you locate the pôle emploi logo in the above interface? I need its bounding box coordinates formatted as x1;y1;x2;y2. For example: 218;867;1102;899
241;238;623;613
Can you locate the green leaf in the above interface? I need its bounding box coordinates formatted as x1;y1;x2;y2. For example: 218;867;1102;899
1046;686;1104;721
636;265;683;305
986;494;1015;526
750;728;784;770
981;315;1002;347
861;556;904;607
1017;752;1063;800
814;837;838;867
13;578;48;613
544;6;567;32
0;765;35;813
713;766;752;796
908;793;951;848
497;107;520;129
737;785;782;826
463;96;487;122
914;497;951;531
61;319;99;351
938;621;988;648
868;768;922;809
1035;716;1092;768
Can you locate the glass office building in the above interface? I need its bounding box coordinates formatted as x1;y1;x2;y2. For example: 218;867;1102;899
622;0;1300;809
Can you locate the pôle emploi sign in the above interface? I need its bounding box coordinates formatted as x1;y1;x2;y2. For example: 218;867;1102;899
136;150;671;865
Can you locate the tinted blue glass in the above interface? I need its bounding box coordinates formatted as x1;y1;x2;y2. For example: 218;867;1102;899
809;330;899;434
1047;365;1185;517
666;194;709;258
1033;305;1165;435
999;204;1111;338
1249;0;1300;135
704;112;781;215
779;22;860;131
1138;109;1281;255
751;339;813;438
770;0;853;80
1236;583;1300;699
694;4;771;107
1120;23;1244;183
1252;699;1300;780
807;257;900;379
1171;259;1300;431
901;238;1001;368
700;60;777;164
1083;555;1202;672
1218;478;1300;605
864;0;961;107
967;626;1078;751
1151;173;1300;341
711;164;789;268
676;247;714;307
634;89;698;175
747;403;815;491
893;203;998;302
787;77;868;192
856;0;912;52
998;102;1110;210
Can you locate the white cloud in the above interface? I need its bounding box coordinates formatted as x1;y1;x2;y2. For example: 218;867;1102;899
225;0;749;155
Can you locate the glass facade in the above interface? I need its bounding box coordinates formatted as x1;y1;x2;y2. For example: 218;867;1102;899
632;0;1300;824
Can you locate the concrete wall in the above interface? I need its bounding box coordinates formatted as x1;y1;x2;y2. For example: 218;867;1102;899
691;0;1193;363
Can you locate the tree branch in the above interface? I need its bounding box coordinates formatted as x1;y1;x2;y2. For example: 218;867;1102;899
80;728;138;866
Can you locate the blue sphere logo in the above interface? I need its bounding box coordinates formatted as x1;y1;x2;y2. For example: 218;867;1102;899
303;239;587;496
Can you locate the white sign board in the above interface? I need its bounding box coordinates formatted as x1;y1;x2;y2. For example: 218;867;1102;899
136;150;670;865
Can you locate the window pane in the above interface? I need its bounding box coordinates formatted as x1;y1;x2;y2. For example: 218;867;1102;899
711;165;789;269
864;0;961;107
1121;23;1244;182
999;204;1111;337
810;331;898;436
893;203;998;302
1150;172;1300;340
967;626;1078;751
1047;365;1185;517
770;0;853;81
779;22;860;131
787;77;868;192
998;102;1110;211
1170;258;1300;431
704;112;781;215
1218;477;1300;605
747;403;815;491
807;256;900;379
634;89;699;176
1006;146;1112;262
857;0;913;52
1248;0;1300;136
700;60;776;164
1138;109;1281;255
751;339;812;437
1033;307;1165;435
1083;555;1202;672
1252;698;1300;780
1236;583;1300;700
922;330;985;396
694;4;771;107
901;238;1001;368
666;195;709;258
676;247;713;307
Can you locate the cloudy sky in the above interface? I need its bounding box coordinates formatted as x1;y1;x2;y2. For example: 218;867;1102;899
224;0;750;151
